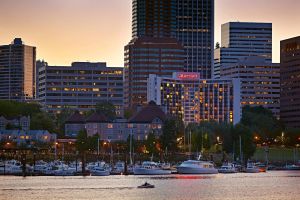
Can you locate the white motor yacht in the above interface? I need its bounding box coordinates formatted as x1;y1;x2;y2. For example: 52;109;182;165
111;161;125;174
90;166;110;176
218;163;238;173
245;162;260;173
177;160;218;174
4;160;22;174
133;161;171;175
90;161;110;176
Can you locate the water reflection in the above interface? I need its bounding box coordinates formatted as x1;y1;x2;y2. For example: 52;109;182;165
0;171;299;200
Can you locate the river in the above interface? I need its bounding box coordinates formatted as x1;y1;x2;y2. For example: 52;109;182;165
0;171;299;200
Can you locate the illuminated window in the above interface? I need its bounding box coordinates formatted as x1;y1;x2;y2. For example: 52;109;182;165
108;124;113;129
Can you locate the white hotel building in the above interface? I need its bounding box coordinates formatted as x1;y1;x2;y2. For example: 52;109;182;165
147;72;241;125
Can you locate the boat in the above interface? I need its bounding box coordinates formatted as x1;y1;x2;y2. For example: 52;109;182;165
284;164;300;170
90;166;110;176
245;161;260;173
90;161;110;176
177;160;218;174
133;161;172;175
255;163;267;172
4;160;23;174
218;162;237;173
137;182;155;189
111;161;125;174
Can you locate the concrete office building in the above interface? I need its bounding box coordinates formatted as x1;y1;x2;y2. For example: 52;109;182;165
214;22;272;78
280;36;300;128
0;38;36;101
124;37;185;108
37;62;124;116
221;56;280;118
148;72;241;125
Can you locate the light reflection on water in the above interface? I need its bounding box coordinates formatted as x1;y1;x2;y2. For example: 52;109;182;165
0;171;299;200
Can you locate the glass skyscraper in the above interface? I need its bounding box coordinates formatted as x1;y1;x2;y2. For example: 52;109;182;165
125;0;214;109
132;0;177;39
176;0;215;78
131;0;215;77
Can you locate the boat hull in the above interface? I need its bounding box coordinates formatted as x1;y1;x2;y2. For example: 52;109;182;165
91;170;110;176
218;169;237;173
245;168;260;173
133;168;171;175
177;167;218;174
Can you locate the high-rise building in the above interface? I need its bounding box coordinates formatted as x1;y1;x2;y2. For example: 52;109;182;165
124;37;185;108
176;0;215;77
280;36;300;128
132;0;176;39
133;0;215;76
221;56;280;118
125;0;215;108
37;62;124;116
0;38;36;101
214;22;272;78
148;72;241;125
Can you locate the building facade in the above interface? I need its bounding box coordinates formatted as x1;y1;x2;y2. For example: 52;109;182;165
0;38;36;101
0;116;30;131
147;72;241;125
176;0;215;77
65;102;166;141
132;0;215;78
124;37;185;108
37;62;124;115
214;22;272;78
280;36;300;128
132;0;176;39
0;130;56;146
221;56;280;118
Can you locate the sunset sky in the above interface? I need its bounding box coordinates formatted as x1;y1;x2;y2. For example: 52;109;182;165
0;0;299;66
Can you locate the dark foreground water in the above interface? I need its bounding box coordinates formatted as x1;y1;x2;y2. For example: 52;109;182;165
0;171;299;200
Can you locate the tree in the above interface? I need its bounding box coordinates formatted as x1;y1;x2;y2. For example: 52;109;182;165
55;108;75;136
30;112;55;132
160;118;180;152
145;131;159;155
95;101;116;120
124;108;134;119
241;106;282;141
75;130;99;173
215;42;220;49
232;124;256;164
76;129;88;173
0;100;41;118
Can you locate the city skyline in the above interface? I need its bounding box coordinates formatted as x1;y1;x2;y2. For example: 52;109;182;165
0;0;299;67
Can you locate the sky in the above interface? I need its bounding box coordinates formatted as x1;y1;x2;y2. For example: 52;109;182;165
0;0;299;66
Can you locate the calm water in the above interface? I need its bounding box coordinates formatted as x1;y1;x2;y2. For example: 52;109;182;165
0;171;299;200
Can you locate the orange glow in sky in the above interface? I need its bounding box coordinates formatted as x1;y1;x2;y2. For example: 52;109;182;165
0;0;299;66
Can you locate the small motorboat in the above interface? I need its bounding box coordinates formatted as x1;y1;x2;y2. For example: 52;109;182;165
137;182;155;189
245;161;260;173
218;162;238;173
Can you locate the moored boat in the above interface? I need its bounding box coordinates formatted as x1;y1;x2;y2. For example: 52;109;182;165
133;161;171;175
245;162;260;173
218;162;237;173
177;160;218;174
